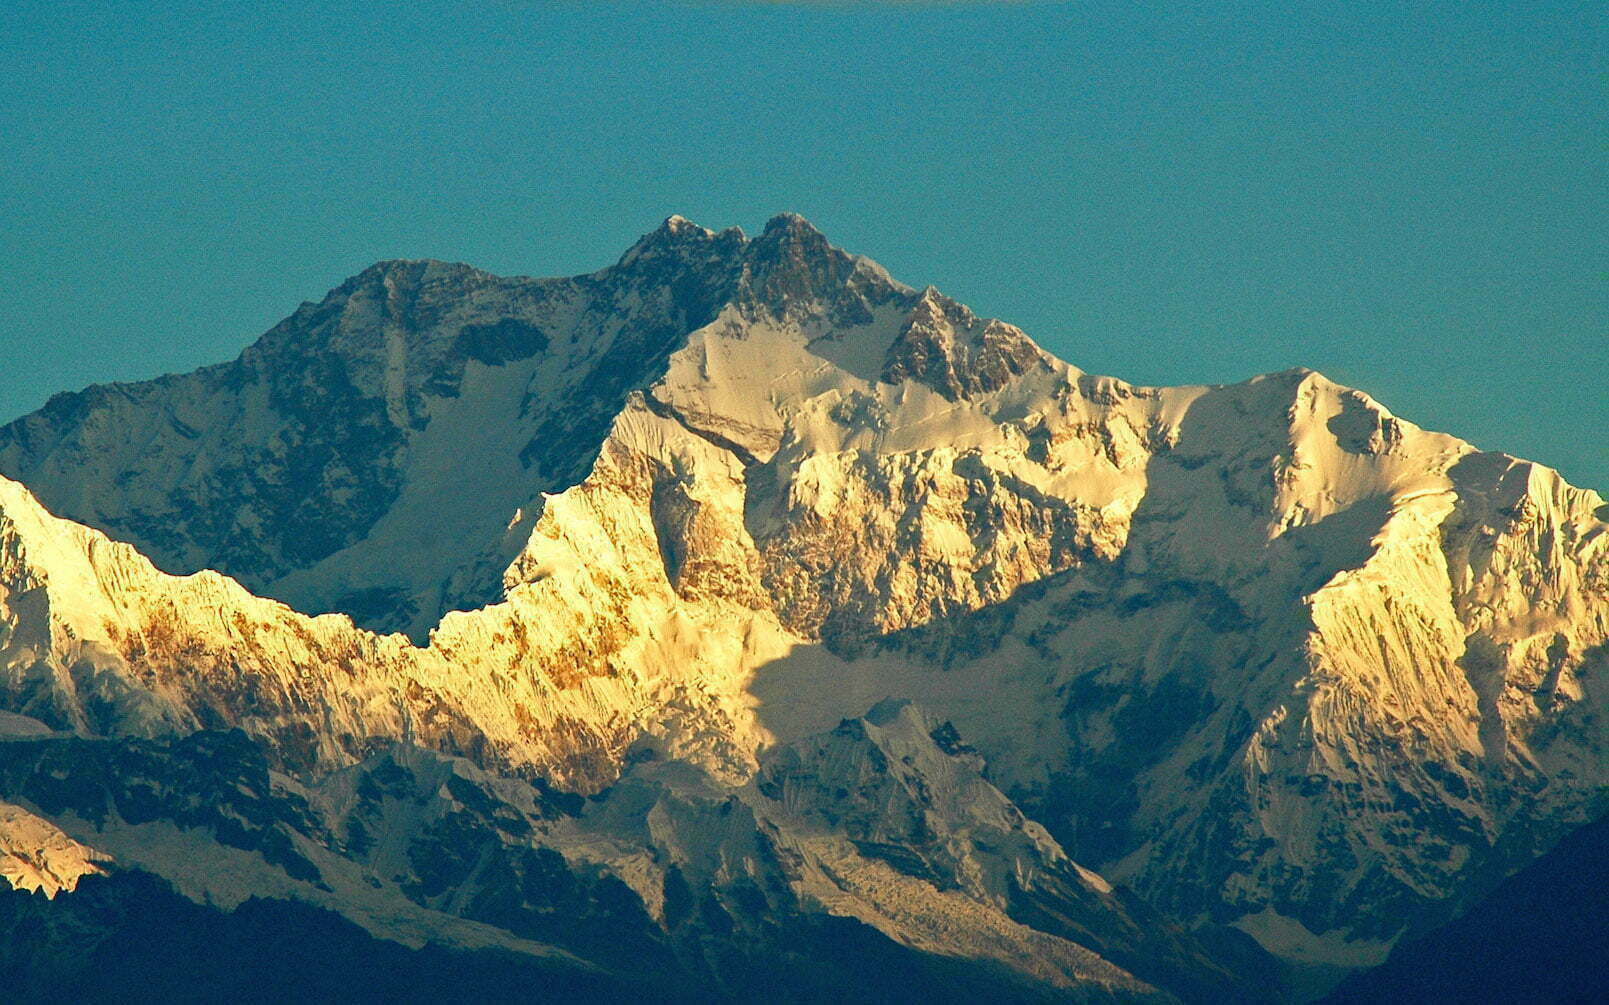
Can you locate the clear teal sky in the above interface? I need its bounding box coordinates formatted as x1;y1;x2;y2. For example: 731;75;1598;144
2;2;1604;488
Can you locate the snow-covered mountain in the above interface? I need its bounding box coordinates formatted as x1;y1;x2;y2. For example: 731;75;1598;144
0;215;1604;1001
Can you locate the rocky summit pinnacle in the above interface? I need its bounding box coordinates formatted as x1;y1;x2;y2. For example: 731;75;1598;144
0;215;1605;1002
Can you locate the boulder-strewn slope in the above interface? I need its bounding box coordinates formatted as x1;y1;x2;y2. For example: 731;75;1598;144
0;215;1604;998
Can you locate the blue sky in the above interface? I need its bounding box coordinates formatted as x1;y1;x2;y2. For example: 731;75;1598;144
2;1;1604;487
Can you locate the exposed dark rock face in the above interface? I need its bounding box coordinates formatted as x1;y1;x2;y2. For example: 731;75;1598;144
883;288;1050;400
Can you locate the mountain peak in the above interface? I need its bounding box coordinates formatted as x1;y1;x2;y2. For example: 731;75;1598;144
760;211;822;238
615;214;728;268
752;212;831;260
882;285;1049;400
3;214;1608;1002
736;212;906;321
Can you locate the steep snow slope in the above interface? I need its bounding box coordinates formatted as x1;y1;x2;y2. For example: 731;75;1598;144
0;215;1604;994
